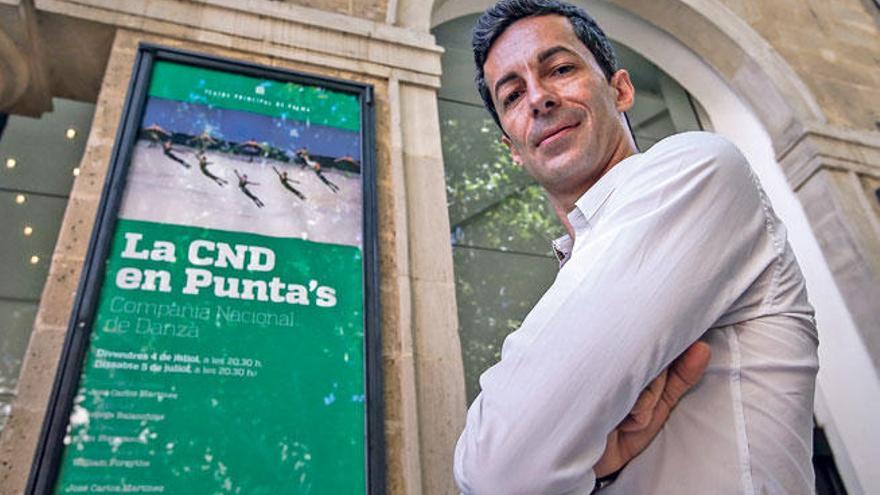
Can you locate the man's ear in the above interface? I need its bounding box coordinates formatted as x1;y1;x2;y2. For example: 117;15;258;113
501;134;523;166
610;69;635;113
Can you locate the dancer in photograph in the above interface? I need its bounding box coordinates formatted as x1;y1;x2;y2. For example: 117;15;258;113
333;155;359;166
237;139;268;162
334;155;361;174
196;151;228;187
162;140;191;169
292;147;309;169
191;131;219;152
234;169;264;208
143;124;170;146
272;166;306;201
296;147;340;193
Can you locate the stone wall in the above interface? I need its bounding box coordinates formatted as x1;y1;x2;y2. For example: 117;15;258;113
721;0;880;131
284;0;389;22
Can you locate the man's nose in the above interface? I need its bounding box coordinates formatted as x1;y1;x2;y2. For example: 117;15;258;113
528;81;557;117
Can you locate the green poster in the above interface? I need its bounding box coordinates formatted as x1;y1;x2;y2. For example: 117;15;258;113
51;58;370;494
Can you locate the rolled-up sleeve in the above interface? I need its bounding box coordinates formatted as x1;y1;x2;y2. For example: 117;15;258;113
454;134;775;494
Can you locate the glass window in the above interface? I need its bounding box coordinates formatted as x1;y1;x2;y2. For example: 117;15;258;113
0;98;95;430
433;15;707;403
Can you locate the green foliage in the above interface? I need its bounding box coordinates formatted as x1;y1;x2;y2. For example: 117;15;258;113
439;104;564;254
440;101;564;402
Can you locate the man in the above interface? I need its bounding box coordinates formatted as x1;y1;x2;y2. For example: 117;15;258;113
453;1;819;494
234;169;265;208
273;165;307;201
196;151;228;187
162;139;190;169
295;147;341;193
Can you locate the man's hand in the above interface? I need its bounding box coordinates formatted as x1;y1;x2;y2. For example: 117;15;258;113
593;341;711;478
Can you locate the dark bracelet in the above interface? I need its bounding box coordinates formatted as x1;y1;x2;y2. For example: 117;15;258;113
591;469;622;493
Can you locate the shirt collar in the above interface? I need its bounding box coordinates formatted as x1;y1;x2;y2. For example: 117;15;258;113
550;152;642;267
551;234;573;266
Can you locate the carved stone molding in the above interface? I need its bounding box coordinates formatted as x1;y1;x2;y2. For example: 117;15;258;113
779;125;880;191
33;0;444;88
782;125;880;374
0;26;30;109
0;0;52;116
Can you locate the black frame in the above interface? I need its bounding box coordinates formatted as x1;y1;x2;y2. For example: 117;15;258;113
26;44;384;495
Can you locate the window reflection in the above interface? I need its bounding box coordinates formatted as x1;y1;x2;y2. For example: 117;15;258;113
0;99;95;429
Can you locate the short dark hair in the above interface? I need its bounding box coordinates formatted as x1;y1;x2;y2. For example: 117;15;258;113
472;0;618;131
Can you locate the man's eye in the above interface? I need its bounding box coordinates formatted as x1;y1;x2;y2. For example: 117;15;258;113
502;90;521;107
553;64;574;76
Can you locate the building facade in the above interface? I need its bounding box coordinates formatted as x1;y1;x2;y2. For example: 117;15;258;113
0;0;878;493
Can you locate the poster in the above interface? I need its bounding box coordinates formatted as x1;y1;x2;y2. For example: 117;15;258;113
45;55;374;494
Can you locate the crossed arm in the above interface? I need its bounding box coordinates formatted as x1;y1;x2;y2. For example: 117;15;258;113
593;341;710;479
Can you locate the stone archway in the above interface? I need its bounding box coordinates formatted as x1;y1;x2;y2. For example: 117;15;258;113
427;0;825;148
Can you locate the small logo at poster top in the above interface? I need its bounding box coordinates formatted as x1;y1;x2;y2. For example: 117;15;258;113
255;86;266;95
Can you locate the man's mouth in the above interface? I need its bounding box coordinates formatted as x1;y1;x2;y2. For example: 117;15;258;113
535;122;580;148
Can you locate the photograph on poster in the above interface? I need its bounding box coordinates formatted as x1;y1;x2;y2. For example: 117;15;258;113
49;59;371;494
127;73;363;246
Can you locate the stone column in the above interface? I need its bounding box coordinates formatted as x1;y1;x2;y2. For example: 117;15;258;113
398;81;467;495
782;126;880;374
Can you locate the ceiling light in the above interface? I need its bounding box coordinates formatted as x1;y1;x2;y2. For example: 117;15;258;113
29;255;39;264
66;128;77;139
72;167;80;176
15;194;26;204
5;158;15;168
23;226;33;236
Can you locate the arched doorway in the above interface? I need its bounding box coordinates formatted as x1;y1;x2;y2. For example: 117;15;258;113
428;1;876;493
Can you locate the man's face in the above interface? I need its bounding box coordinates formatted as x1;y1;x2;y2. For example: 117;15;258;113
483;15;634;199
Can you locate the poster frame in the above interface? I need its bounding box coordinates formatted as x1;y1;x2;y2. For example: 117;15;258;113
26;43;384;495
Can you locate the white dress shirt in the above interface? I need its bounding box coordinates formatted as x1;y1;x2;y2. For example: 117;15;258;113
453;132;819;494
